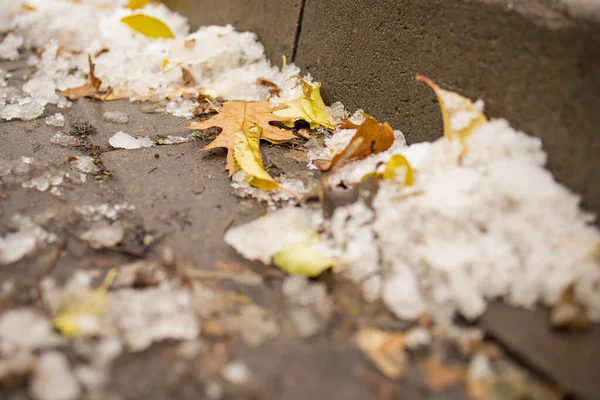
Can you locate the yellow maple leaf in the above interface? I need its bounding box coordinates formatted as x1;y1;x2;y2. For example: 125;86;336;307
125;0;153;10
53;269;116;337
383;154;414;186
274;80;334;130
120;14;174;39
233;126;281;191
188;100;296;175
272;234;337;277
417;75;487;158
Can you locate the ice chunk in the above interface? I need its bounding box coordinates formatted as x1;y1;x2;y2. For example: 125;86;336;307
30;352;81;400
103;111;128;124
70;155;99;174
74;203;135;222
109;131;154;149
105;283;200;351
45;113;65;127
0;215;56;266
0;309;62;356
50;132;78;147
225;207;319;264
221;360;251;384
0;33;24;61
80;224;124;249
0;96;45;120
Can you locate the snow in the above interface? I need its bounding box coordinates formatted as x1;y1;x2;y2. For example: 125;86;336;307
324;118;600;322
45;113;65;127
30;352;81;400
0;1;303;120
0;215;57;265
0;33;24;61
109;131;154;149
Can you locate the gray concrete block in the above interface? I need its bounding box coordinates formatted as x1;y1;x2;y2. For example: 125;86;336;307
163;0;302;63
295;0;600;216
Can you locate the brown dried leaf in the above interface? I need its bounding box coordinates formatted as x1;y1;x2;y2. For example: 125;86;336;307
316;118;394;171
257;77;281;97
181;67;197;87
356;328;406;380
188;100;296;175
59;55;102;100
551;285;589;330
420;358;464;392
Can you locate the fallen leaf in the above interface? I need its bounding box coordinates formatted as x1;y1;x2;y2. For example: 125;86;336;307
356;328;406;380
272;234;337;277
181;67;197;87
316;118;394;171
59;55;102;100
257;78;281;97
22;3;37;11
53;269;117;337
551;285;589;330
233;126;281;191
188;100;295;175
120;14;175;39
420;358;464;392
125;0;153;10
417;75;487;158
382;154;414;186
273;79;334;130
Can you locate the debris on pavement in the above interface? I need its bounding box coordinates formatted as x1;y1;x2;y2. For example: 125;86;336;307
356;328;406;380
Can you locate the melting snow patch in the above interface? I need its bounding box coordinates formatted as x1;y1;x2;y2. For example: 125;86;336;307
109;131;154;149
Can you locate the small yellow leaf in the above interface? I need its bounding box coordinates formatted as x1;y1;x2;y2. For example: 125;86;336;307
126;0;153;10
161;58;169;69
22;3;37;11
233;126;281;191
120;14;174;39
383;154;414;186
274;81;334;130
273;234;337;277
53;269;116;337
417;75;487;157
